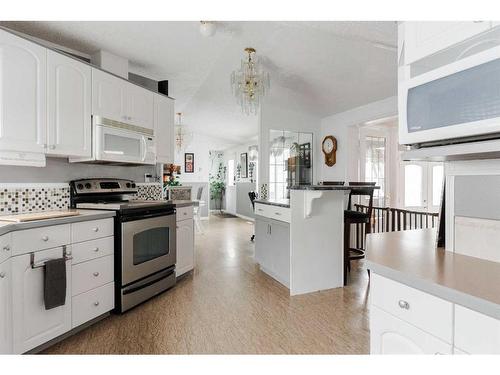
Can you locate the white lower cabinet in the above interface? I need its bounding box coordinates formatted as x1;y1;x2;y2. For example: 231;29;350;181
370;306;452;354
72;282;114;328
176;211;194;277
454;305;500;354
0;258;12;354
11;247;72;354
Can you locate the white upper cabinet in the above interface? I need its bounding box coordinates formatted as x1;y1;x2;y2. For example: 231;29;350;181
0;258;12;354
92;68;154;130
125;81;154;130
404;21;492;64
0;29;47;154
47;50;92;158
154;94;174;163
92;67;127;123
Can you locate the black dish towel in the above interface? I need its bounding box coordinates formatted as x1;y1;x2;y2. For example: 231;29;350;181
44;258;67;310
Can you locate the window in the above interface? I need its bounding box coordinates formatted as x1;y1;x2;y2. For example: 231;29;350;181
227;160;235;187
401;162;444;212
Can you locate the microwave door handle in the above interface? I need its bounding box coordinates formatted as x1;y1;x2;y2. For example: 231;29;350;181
141;137;147;162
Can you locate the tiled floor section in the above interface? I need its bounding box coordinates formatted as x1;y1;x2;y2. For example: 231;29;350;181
44;215;370;354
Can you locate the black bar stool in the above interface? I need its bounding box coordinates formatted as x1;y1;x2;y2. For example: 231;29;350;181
343;182;375;285
248;191;257;241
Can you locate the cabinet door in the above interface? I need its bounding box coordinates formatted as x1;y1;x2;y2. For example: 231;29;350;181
176;219;194;277
125;82;154;130
154;94;174;163
254;217;269;266
370;306;452;355
0;258;12;354
12;248;71;353
269;220;290;287
405;21;492;64
454;305;500;354
47;50;92;157
0;30;47;153
92;68;127;123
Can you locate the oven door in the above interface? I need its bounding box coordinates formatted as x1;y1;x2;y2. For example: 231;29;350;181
121;213;176;286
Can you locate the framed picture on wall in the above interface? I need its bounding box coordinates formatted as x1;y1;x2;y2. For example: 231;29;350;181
185;153;194;173
240;152;248;178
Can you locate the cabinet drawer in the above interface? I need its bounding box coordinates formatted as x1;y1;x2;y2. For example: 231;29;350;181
12;224;70;255
71;218;113;243
454;305;500;354
254;203;291;223
71;236;114;265
72;255;114;296
371;273;453;342
370;306;452;354
72;282;114;328
176;206;193;222
0;233;12;264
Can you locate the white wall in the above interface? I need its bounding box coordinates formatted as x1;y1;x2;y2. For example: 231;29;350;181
258;101;322;189
175;132;234;184
320;96;397;182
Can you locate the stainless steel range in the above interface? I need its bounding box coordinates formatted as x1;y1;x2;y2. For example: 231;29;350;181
70;178;176;313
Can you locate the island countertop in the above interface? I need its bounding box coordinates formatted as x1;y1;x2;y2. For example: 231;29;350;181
366;228;500;319
289;184;380;191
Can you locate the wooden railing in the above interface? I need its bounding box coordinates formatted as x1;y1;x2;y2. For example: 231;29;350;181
353;204;439;250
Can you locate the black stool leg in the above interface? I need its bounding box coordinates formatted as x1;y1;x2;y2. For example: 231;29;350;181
343;222;350;286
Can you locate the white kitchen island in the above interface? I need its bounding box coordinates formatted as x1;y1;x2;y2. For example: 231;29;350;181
254;185;378;296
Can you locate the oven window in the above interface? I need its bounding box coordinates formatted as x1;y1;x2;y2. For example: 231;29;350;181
133;227;170;265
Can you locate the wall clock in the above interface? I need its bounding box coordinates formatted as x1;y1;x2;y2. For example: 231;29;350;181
322;135;337;167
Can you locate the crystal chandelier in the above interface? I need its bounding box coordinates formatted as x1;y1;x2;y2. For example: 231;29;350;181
230;47;270;115
175;112;192;152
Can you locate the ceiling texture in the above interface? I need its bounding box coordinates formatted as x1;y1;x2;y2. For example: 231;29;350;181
1;21;397;145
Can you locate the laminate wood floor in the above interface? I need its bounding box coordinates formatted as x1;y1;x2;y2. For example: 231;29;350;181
44;215;370;354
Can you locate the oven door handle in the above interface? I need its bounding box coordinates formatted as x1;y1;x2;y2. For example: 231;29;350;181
120;210;175;222
122;268;175;295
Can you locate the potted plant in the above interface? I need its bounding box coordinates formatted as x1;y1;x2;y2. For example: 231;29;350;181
209;162;226;213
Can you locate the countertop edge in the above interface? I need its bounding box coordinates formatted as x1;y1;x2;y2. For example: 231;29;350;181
366;260;500;320
0;210;116;236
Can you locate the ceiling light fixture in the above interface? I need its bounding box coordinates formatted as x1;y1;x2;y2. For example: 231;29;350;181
174;112;192;152
200;21;217;37
230;47;270;115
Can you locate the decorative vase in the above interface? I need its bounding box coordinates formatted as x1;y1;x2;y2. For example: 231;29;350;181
260;183;268;200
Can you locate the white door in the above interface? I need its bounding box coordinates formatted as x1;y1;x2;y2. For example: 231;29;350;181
154;94;174;163
0;258;12;354
12;248;71;354
404;21;492;64
370;306;452;354
176;219;194;277
47;50;92;157
359;128;390;207
0;30;47;153
400;162;444;213
125;82;154;129
92;68;127;123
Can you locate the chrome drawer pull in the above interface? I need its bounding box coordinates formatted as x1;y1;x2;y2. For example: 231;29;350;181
0;272;6;279
398;300;410;310
41;235;49;242
94;301;100;306
92;227;99;232
3;245;10;252
257;208;263;211
94;247;100;252
274;212;281;215
93;272;100;277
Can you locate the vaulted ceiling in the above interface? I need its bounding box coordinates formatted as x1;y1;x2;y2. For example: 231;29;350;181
1;21;397;144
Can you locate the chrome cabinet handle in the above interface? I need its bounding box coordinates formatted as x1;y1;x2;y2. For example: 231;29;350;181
0;272;6;279
92;227;99;232
398;300;410;310
94;301;100;306
49;145;56;150
257;208;263;211
93;272;100;277
42;236;49;242
3;245;10;252
93;247;100;252
274;212;281;215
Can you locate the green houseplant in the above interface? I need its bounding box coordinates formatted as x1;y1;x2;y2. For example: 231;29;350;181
209;162;226;212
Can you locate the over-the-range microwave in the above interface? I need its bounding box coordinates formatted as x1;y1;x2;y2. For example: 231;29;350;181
70;116;156;165
399;45;500;146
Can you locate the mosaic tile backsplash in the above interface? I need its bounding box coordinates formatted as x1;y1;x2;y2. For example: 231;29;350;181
0;185;70;214
135;183;163;200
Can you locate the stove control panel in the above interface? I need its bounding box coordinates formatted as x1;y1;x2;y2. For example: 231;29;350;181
70;178;138;195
